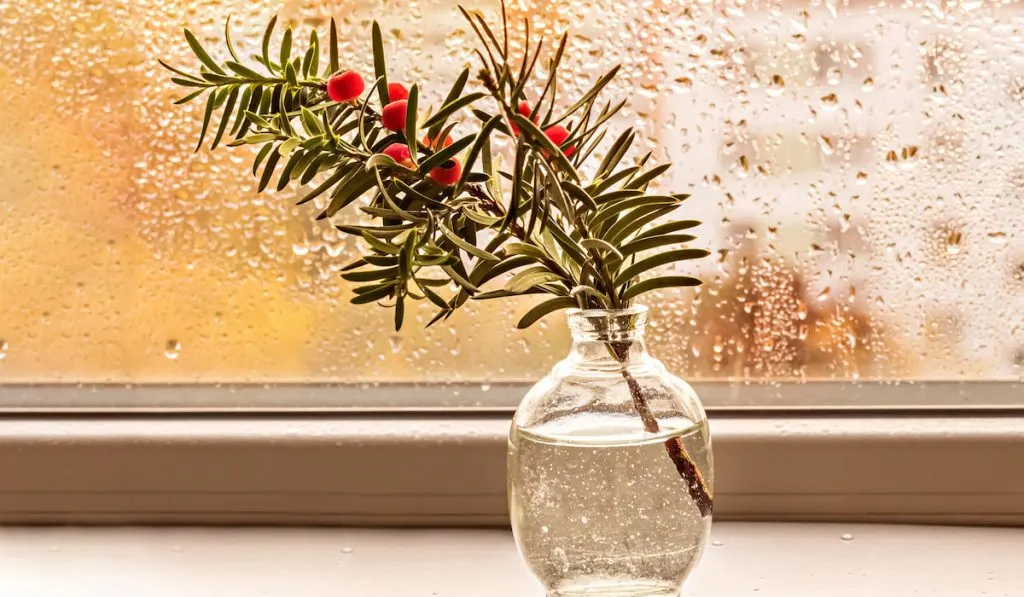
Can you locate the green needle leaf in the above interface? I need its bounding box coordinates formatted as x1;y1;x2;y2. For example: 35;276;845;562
453;115;500;196
620;234;697;256
581;238;624;260
439;222;500;262
516;297;578;329
421;92;486;132
510;114;580;181
257;147;282;192
159;58;202;81
561;181;598;212
371;21;389;105
505;267;563;294
279;27;293;74
625;163;672;191
261;15;278;73
174;89;206;105
621;276;702;302
634;219;701;240
613;249;710;287
342;267;399;282
417;134;474;174
329;18;340;74
195;91;218;151
551;65;620;125
224;16;241;62
210;86;239;150
405;84;419;164
373;168;426;223
350;283;397;304
184;29;226;75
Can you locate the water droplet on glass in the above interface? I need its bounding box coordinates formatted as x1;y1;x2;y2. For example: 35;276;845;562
767;74;785;97
580;516;589;524
0;340;7;361
796;299;809;320
48;545;60;553
541;526;550;534
862;77;875;91
736;154;750;177
855;171;868;185
817;287;832;302
711;540;724;547
826;66;842;85
164;340;182;360
389;334;403;353
987;231;1008;244
170;545;184;553
818;136;835;156
887;146;921;170
673;76;693;92
820;92;838;109
946;230;963;255
341;546;354;554
841;533;854;541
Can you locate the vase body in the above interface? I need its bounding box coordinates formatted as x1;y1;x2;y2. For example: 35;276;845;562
508;306;713;597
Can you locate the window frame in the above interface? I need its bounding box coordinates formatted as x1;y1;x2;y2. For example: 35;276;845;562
0;380;1021;411
1;392;1021;526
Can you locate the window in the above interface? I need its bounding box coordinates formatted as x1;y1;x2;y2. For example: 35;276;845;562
1;0;1021;410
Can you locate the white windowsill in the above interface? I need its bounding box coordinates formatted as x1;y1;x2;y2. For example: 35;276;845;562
0;523;1020;596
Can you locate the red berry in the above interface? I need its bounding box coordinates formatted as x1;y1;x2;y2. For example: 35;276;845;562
429;159;462;186
511;100;539;135
423;133;454;150
381;100;409;131
544;124;575;157
327;70;365;103
387;82;409;103
382;143;414;168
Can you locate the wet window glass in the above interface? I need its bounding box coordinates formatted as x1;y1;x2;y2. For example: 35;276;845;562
1;0;1020;399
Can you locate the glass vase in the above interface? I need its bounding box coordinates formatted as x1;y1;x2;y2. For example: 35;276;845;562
508;306;713;597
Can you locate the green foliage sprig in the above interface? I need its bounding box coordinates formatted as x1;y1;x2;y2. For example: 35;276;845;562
162;5;708;332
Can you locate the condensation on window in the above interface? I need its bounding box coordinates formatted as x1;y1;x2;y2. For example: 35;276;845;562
0;0;1021;385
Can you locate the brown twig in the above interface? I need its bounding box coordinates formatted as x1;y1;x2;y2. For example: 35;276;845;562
466;184;527;238
609;341;714;517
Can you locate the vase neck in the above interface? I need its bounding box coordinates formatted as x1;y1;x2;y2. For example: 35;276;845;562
566;307;650;365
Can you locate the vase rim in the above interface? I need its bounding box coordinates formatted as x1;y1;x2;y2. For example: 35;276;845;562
565;305;649;339
565;305;648;317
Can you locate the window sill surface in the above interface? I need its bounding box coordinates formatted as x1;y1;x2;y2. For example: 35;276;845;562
0;523;1020;596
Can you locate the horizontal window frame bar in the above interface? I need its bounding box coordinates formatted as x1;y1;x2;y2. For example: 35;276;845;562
0;411;1021;526
0;380;1021;412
